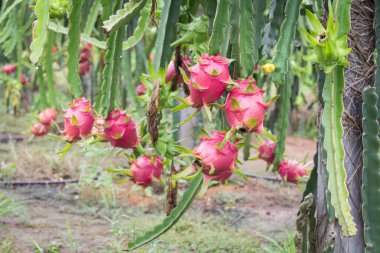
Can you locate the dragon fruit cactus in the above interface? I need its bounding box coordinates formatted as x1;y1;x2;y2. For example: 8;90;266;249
166;55;192;84
278;160;308;184
63;97;95;141
31;122;50;137
258;140;276;164
130;155;163;187
3;64;16;75
103;109;139;149
38;108;58;125
193;131;238;181
225;78;269;133
135;83;147;96
186;53;231;107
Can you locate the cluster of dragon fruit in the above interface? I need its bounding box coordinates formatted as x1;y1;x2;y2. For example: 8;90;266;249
31;53;309;189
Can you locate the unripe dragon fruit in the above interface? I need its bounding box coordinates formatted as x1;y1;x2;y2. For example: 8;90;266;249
103;109;139;149
38;108;58;125
130;155;163;187
63;97;95;141
193;131;238;181
31;122;50;137
225;78;269;133
186;53;231;107
165;56;192;84
135;83;147;96
258;140;276;164
278;160;308;184
3;64;16;75
20;74;27;85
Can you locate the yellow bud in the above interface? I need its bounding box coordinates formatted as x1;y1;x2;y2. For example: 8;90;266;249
261;64;276;74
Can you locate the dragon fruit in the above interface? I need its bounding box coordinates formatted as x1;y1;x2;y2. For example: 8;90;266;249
193;131;238;181
79;62;90;76
103;109;139;149
186;53;231;107
63;97;95;141
166;56;192;84
225;78;269;133
31;122;50;137
91;116;108;141
38;108;58;125
130;155;163;187
135;83;147;96
20;74;27;85
258;140;276;164
3;64;16;75
278;160;308;184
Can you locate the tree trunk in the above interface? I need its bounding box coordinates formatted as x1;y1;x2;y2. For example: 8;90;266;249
315;1;375;252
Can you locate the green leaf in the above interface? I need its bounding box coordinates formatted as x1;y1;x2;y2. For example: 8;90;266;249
67;0;84;98
305;9;325;33
102;0;147;35
153;0;181;71
127;173;203;250
122;0;151;50
208;0;229;55
361;86;380;253
271;0;302;85
30;0;50;65
322;68;356;236
107;167;132;176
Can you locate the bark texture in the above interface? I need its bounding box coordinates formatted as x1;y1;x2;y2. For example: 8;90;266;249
315;1;375;252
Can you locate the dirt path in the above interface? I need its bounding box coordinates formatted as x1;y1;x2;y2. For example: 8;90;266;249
0;136;316;252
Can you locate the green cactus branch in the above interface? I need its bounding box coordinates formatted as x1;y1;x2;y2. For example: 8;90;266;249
271;0;302;85
322;69;356;237
361;87;380;253
67;0;84;99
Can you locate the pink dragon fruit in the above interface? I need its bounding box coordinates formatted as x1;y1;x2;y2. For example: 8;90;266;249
186;53;231;107
166;56;192;84
20;74;27;85
38;108;58;125
130;155;163;187
31;122;50;137
103;109;139;149
91;116;108;141
278;160;308;184
258;140;276;164
3;64;16;75
225;78;269;133
193;131;238;181
79;61;90;76
63;97;95;141
135;83;147;96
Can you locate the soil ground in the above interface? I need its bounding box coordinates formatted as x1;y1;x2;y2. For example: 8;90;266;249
0;132;316;252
